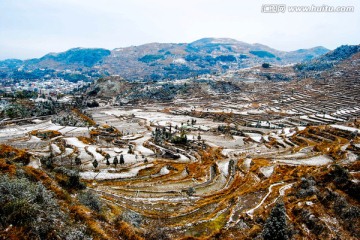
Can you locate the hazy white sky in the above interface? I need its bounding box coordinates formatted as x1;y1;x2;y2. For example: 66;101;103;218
0;0;359;59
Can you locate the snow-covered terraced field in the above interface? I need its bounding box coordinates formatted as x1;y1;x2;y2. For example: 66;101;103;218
2;103;359;239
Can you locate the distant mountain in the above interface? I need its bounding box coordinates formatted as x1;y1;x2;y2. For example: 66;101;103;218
27;48;111;68
0;59;23;69
295;45;360;72
102;38;329;80
0;38;330;81
0;48;110;69
80;43;360;102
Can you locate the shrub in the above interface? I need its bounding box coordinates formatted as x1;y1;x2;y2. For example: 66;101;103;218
54;167;86;190
299;209;325;235
144;228;170;240
78;191;102;212
296;177;318;198
87;100;99;108
0;175;64;238
61;224;92;240
120;210;143;228
262;200;291;240
262;63;271;68
331;164;350;184
186;187;196;196
171;134;188;144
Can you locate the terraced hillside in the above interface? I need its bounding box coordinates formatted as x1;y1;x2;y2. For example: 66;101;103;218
1;102;359;239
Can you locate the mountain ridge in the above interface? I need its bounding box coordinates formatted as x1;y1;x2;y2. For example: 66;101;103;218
0;38;331;81
86;44;360;102
295;44;360;72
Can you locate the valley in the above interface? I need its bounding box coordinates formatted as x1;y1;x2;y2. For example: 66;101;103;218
1;66;359;239
0;44;359;240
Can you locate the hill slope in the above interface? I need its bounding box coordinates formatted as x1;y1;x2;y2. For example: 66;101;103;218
295;44;360;72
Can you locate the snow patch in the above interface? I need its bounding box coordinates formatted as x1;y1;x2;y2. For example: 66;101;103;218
173;58;186;64
244;133;262;142
243;158;252;169
64;137;87;148
159;166;170;175
331;125;359;132
80;164;154;180
28;136;42;142
87;146;104;161
259;165;274;178
217;160;230;177
51;144;61;155
276;155;332;166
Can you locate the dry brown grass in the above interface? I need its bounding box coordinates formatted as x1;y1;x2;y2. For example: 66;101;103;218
161;107;171;113
0;144;31;165
30;130;61;139
189;110;234;123
0;226;34;240
114;220;144;240
0;158;17;175
187;147;223;179
77;136;96;144
89;129;100;137
70;205;112;240
198;147;223;164
72;108;96;126
24;166;71;201
250;158;271;172
90;124;122;139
